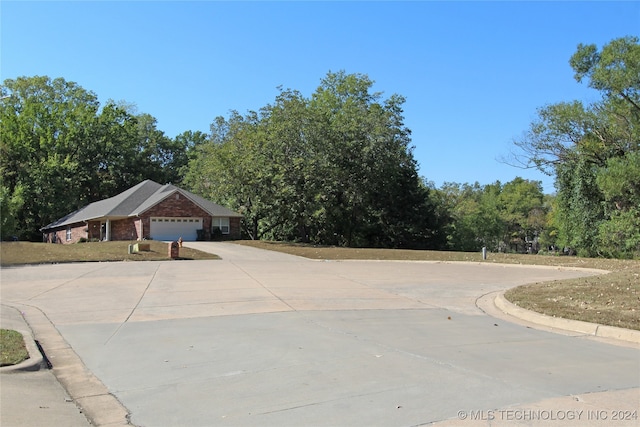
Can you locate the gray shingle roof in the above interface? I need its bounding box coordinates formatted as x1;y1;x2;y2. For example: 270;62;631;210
41;180;241;230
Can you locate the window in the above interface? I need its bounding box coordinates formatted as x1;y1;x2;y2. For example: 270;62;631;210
66;227;72;241
213;218;230;234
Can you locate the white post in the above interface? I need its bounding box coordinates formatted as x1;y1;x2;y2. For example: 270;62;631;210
106;219;111;241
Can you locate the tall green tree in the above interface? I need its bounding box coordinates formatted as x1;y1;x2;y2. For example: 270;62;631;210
259;89;320;242
306;71;439;247
1;76;101;239
90;101;140;198
185;71;442;248
173;130;209;180
0;76;188;240
439;178;546;253
135;113;190;184
500;177;546;252
185;111;273;240
595;151;640;257
438;182;486;251
0;184;24;240
513;36;639;257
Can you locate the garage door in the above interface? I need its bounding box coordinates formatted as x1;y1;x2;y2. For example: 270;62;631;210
150;217;203;241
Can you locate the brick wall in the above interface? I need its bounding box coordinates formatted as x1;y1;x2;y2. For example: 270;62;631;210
141;193;213;240
43;223;88;244
229;217;242;239
110;218;139;241
44;219;141;244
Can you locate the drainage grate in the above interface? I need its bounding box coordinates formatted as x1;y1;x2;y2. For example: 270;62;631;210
34;340;53;369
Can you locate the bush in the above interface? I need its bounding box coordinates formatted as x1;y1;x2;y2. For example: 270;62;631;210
211;227;223;241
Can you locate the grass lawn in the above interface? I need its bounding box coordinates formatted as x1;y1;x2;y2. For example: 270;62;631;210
235;240;640;331
0;329;29;366
0;241;219;266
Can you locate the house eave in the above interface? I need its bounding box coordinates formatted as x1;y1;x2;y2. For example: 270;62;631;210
41;215;130;232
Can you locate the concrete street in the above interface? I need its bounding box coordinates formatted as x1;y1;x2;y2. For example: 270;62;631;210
1;242;638;426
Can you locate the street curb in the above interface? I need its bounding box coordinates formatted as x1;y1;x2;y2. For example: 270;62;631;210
494;292;640;344
5;302;133;427
0;327;45;373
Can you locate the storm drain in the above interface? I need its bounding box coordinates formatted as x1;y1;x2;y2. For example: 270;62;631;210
35;340;53;369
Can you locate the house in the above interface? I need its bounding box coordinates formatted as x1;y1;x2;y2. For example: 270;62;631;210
41;180;242;244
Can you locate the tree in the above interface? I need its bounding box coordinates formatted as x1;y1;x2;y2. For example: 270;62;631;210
184;110;273;240
1;76;101;239
499;178;545;252
537;193;560;252
439;178;546;253
0;183;23;240
0;76;188;240
512;36;640;257
438;183;475;251
595;151;640;257
173;130;209;180
134;113;189;184
422;181;453;250
184;71;443;248
89;101;140;199
306;71;438;247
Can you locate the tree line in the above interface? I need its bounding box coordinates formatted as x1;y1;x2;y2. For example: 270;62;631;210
512;35;639;258
1;36;638;258
0;76;202;241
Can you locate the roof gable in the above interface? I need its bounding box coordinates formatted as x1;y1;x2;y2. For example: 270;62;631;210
172;187;243;218
131;184;180;215
133;184;242;218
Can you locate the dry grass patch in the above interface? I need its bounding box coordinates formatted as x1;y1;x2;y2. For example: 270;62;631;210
0;241;219;266
505;266;640;331
235;240;640;330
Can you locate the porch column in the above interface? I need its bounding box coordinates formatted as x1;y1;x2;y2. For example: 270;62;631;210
105;219;111;241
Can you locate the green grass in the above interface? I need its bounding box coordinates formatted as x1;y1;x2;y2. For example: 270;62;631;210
0;329;29;367
0;241;219;266
234;240;640;331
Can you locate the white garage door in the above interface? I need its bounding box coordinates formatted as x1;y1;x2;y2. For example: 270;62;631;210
150;217;203;241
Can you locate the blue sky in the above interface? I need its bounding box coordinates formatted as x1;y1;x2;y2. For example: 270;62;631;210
2;1;638;193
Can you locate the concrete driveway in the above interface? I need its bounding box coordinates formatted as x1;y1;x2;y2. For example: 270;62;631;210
1;242;638;426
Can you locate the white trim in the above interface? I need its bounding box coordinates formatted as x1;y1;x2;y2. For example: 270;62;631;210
150;217;203;241
212;217;230;234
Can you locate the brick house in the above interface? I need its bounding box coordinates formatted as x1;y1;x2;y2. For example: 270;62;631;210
41;180;242;244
